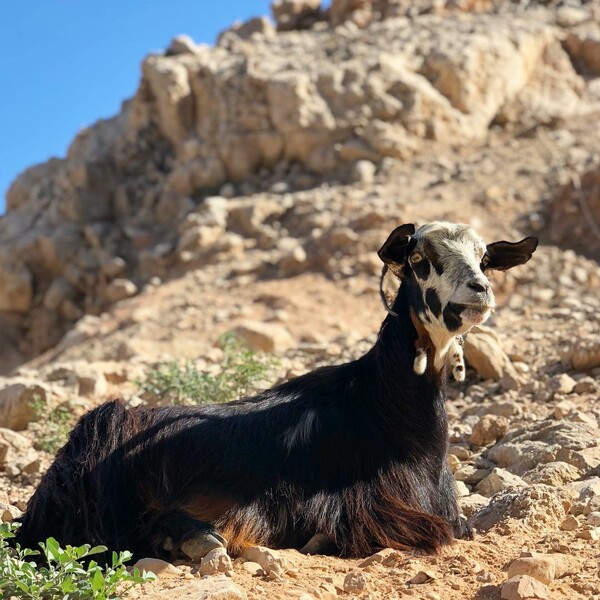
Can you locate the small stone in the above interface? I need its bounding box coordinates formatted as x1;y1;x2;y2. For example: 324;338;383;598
576;527;600;540
343;571;367;593
586;512;600;526
459;493;489;518
0;383;47;430
408;570;436;584
507;557;556;585
359;548;399;567
548;373;576;395
560;515;581;531
501;575;549;600
181;534;225;562
470;415;510;447
241;561;263;576
199;547;233;576
103;278;138;303
133;557;182;578
241;546;287;579
455;481;470;497
573;377;597;394
230;321;295;352
477;468;528;497
0;502;22;522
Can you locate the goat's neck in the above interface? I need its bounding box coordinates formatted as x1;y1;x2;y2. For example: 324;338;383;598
374;284;448;388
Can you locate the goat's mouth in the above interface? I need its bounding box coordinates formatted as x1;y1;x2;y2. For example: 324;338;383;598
460;303;494;324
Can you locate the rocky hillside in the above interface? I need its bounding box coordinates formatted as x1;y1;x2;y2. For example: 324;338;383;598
2;0;600;370
1;1;600;599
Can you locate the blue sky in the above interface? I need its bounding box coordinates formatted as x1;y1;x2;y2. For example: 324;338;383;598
0;1;272;212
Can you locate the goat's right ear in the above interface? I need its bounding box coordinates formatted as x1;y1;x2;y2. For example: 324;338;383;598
378;224;416;277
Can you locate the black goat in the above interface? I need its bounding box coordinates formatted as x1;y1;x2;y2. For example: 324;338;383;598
16;221;537;560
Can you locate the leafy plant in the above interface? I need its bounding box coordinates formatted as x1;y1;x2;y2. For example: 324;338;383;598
32;397;75;454
137;332;277;405
0;522;155;599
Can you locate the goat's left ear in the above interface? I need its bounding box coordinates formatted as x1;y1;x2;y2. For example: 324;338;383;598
482;237;538;271
378;224;416;277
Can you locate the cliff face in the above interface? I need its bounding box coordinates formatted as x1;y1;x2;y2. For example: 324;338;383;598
1;0;600;370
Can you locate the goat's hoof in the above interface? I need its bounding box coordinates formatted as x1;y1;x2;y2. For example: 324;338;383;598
181;532;228;562
453;517;474;540
299;533;339;556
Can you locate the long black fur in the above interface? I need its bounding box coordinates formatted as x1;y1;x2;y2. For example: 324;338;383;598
16;282;469;559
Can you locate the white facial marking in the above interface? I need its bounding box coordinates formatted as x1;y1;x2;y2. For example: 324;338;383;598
410;222;495;371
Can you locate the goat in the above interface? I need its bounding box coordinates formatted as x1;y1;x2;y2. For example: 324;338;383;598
16;221;538;561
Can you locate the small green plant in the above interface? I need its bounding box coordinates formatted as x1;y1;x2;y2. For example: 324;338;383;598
0;522;155;599
33;397;75;454
138;332;277;405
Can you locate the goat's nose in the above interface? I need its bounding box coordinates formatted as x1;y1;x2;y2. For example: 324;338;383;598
467;280;489;293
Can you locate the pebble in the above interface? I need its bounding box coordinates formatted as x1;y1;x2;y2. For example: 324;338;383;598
501;575;549;600
133;558;182;579
343;571;368;593
198;547;233;576
470;415;510;447
548;373;576;395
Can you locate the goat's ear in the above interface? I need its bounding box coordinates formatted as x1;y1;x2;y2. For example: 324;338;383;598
481;237;538;271
378;224;416;277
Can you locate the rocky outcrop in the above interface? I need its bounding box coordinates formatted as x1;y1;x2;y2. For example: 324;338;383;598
0;2;597;370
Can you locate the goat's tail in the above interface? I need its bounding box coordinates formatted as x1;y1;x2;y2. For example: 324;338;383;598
15;400;142;553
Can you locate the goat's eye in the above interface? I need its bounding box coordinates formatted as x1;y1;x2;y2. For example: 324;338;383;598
410;252;424;264
481;254;490;267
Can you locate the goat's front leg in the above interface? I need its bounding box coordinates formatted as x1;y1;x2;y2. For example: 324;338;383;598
436;465;473;540
449;336;465;382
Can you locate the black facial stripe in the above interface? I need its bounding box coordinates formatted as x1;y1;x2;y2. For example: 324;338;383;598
412;259;431;280
423;240;444;276
425;288;441;318
406;278;427;316
442;302;464;332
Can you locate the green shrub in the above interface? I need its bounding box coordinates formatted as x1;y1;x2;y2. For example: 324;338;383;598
32;398;75;454
0;522;155;599
137;332;277;405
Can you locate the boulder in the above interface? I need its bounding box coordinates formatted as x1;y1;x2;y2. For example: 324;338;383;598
0;382;47;430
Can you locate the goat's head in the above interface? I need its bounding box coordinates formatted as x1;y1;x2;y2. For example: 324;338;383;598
378;221;537;366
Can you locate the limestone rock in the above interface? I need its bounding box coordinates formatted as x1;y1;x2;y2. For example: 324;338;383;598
470;415;510;447
501;575;549;600
343;571;368;593
241;546;288;579
0;502;22;522
133;557;182;578
230;321;295;353
103;279;138;303
199;547;234;576
271;0;322;31
507;557;556;585
464;326;519;383
476;468;528;497
459;493;489;518
471;485;567;532
0;261;33;314
548;373;576;395
486;420;599;475
146;575;246;599
0;382;46;430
